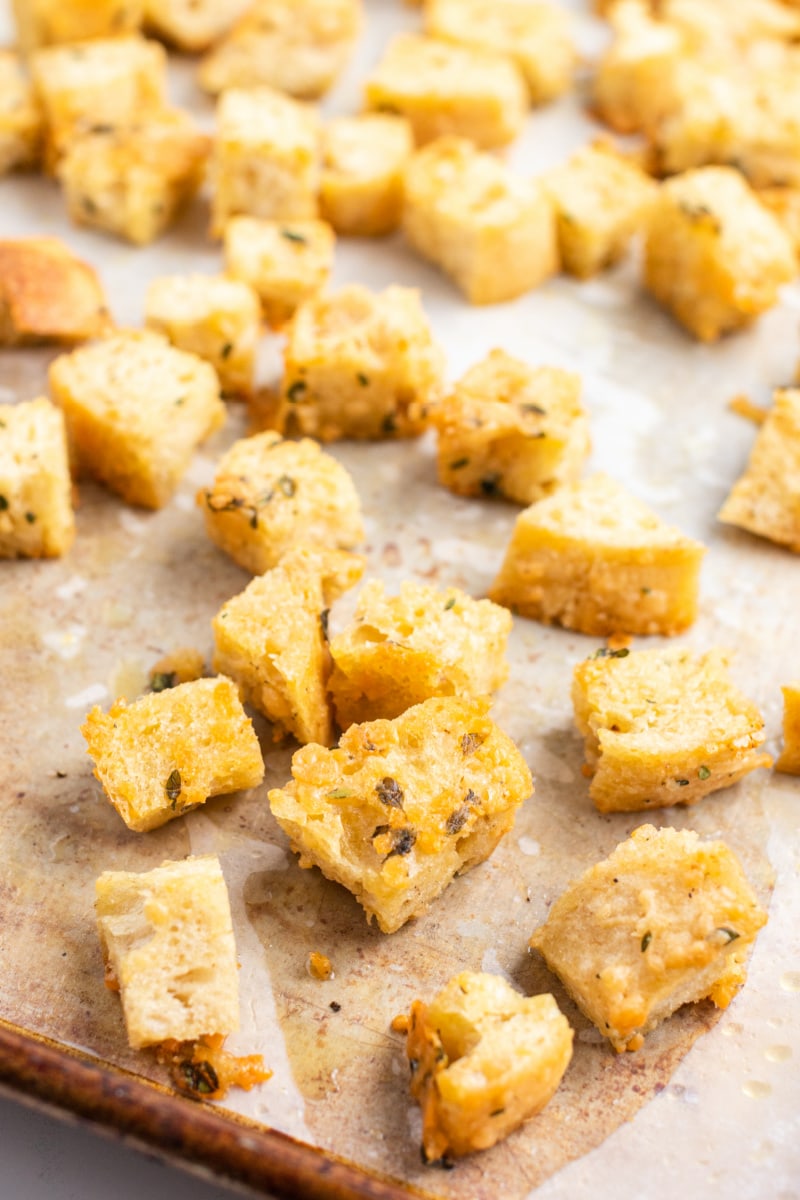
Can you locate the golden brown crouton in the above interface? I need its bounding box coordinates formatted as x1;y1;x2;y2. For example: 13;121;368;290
223;217;334;328
776;683;800;775
0;397;75;559
0;238;110;346
268;696;532;932
320;114;413;237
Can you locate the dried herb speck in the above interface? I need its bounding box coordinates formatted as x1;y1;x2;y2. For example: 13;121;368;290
151;671;176;693
444;596;456;611
0;495;8;511
221;342;233;360
277;474;296;497
25;511;36;523
641;931;652;952
446;806;469;835
376;777;404;810
674;778;690;787
449;457;469;470
286;380;307;403
281;228;307;244
328;788;353;799
166;769;182;806
461;732;485;756
591;647;630;660
320;608;330;640
698;765;711;780
357;372;369;387
386;828;416;857
178;1059;219;1096
715;927;740;943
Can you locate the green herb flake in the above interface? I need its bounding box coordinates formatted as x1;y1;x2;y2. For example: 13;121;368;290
641;931;652;952
0;495;8;510
591;647;630;659
376;776;404;810
165;768;182;806
449;457;469;470
277;474;296;497
674;777;690;787
174;396;186;407
521;402;546;416
715;927;740;943
151;671;176;693
357;372;369;387
490;1108;506;1117
249;510;259;530
286;380;307;403
328;788;353;799
444;596;456;611
698;765;711;780
178;1059;219;1096
220;342;233;360
641;586;652;595
280;228;307;244
25;511;36;524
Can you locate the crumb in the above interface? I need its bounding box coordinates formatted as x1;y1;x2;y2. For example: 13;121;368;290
329;1001;341;1012
729;395;769;425
156;1034;271;1100
308;951;334;980
606;633;632;651
391;1013;410;1034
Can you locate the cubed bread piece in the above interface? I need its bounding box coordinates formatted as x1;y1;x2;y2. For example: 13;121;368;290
199;431;364;574
212;546;364;746
279;285;444;441
718;388;800;552
329;579;511;730
30;35;166;170
57;110;211;246
50;330;225;509
776;683;800;775
145;274;260;397
592;0;686;135
210;86;320;239
13;0;143;53
572;646;771;813
542;140;657;279
0;51;43;175
530;824;768;1052
268;696;532;932
223;217;334;328
489;473;706;637
143;0;246;52
0;397;75;558
82;677;264;833
364;33;528;151
407;973;572;1161
402;137;558;305
431;349;589;504
424;0;575;106
643;167;795;342
320;114;413;237
95;855;239;1049
0;238;110;346
198;0;361;98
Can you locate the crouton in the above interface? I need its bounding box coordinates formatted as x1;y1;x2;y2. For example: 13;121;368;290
0;397;75;558
320;114;413;237
0;238;110;345
223;217;334;328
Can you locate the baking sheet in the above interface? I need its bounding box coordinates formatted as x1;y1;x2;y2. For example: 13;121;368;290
1;2;799;1197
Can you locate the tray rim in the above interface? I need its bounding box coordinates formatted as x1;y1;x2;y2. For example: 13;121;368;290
0;1016;427;1200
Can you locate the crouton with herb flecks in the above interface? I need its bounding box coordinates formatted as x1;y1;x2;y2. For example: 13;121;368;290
407;973;572;1161
83;677;264;832
200;431;364;574
489;473;705;636
50;330;225;509
572;645;771;812
530;824;768;1052
0;397;75;559
268;695;532;932
223;217;334;328
329;579;511;730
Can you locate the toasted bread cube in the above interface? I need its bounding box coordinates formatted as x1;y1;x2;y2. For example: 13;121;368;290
403;138;558;305
572;646;771;813
0;238;110;346
530;824;768;1052
58;110;210;246
13;0;143;53
0;52;43;175
643;167;795;343
424;0;575;107
212;546;364;746
542;140;658;279
279;285;444;441
489;473;706;637
200;431;364;574
0;397;75;559
143;0;246;53
50;330;225;509
95;856;240;1049
268;696;532;932
431;350;589;504
592;0;685;135
364;34;527;151
718;388;800;553
776;683;800;775
407;974;572;1161
198;0;361;98
320;114;413;237
210;87;320;239
329;580;511;730
223;217;334;328
30;35;166;170
145;274;260;398
82;677;264;833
